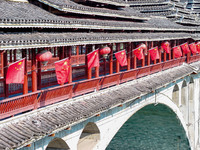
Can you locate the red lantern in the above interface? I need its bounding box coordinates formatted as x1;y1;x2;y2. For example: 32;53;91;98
36;50;52;66
100;47;111;58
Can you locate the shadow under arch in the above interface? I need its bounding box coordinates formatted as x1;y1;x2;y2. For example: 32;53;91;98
107;104;190;150
46;138;70;150
77;122;100;150
172;84;179;106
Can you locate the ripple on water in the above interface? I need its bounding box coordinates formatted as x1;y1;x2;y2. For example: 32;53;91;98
106;104;190;150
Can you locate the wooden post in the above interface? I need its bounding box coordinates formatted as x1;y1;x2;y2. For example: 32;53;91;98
3;51;8;97
147;42;150;66
132;43;137;69
9;50;12;63
172;40;176;59
37;49;42;90
31;49;37;92
14;50;17;62
169;41;172;60
86;45;92;79
152;42;156;64
54;47;56;57
95;45;99;77
0;51;4;76
127;42;131;70
68;46;72;83
142;42;145;67
116;43;120;73
22;50;28;94
109;44;113;74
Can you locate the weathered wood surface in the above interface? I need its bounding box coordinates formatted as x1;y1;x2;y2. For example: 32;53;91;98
0;62;199;150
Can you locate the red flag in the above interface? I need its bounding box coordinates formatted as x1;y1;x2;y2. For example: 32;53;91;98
173;46;182;58
149;47;160;60
161;42;170;53
87;49;99;69
180;43;190;54
196;43;200;53
115;50;127;66
189;43;197;54
55;58;70;85
6;59;25;84
133;47;144;60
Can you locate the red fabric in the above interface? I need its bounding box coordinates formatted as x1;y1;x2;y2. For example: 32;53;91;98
196;43;200;53
115;50;127;66
180;43;190;54
173;46;182;58
149;47;160;60
189;43;197;54
161;42;170;53
6;59;25;84
87;49;99;69
55;58;70;84
133;47;144;60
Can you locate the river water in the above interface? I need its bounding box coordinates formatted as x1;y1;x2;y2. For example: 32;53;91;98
106;104;190;150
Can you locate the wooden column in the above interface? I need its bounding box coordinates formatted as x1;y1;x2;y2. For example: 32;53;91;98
22;50;28;94
172;40;176;59
37;49;42;90
159;42;162;63
132;43;137;69
152;42;156;64
61;46;65;59
0;51;4;76
9;50;12;63
109;44;113;74
142;42;146;67
86;45;92;79
116;43;120;73
31;49;37;92
169;41;172;60
3;51;8;97
54;47;56;57
95;45;99;78
14;50;16;62
68;46;72;83
127;42;131;70
147;42;150;66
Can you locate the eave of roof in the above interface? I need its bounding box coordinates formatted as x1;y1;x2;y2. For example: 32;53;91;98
38;0;149;21
0;32;195;50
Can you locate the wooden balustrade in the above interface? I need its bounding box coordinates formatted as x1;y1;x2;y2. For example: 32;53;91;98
0;50;200;120
0;91;40;119
38;83;74;108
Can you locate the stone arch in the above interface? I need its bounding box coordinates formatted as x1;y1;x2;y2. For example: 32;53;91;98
172;84;179;106
46;138;70;150
77;122;100;150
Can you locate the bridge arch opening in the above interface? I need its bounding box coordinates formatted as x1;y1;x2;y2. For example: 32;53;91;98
172;84;179;106
107;104;190;150
77;122;100;150
46;138;70;150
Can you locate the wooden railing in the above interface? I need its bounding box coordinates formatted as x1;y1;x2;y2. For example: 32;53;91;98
0;54;200;120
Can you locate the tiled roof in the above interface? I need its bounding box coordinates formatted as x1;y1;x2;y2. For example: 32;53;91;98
38;0;149;20
0;32;196;50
